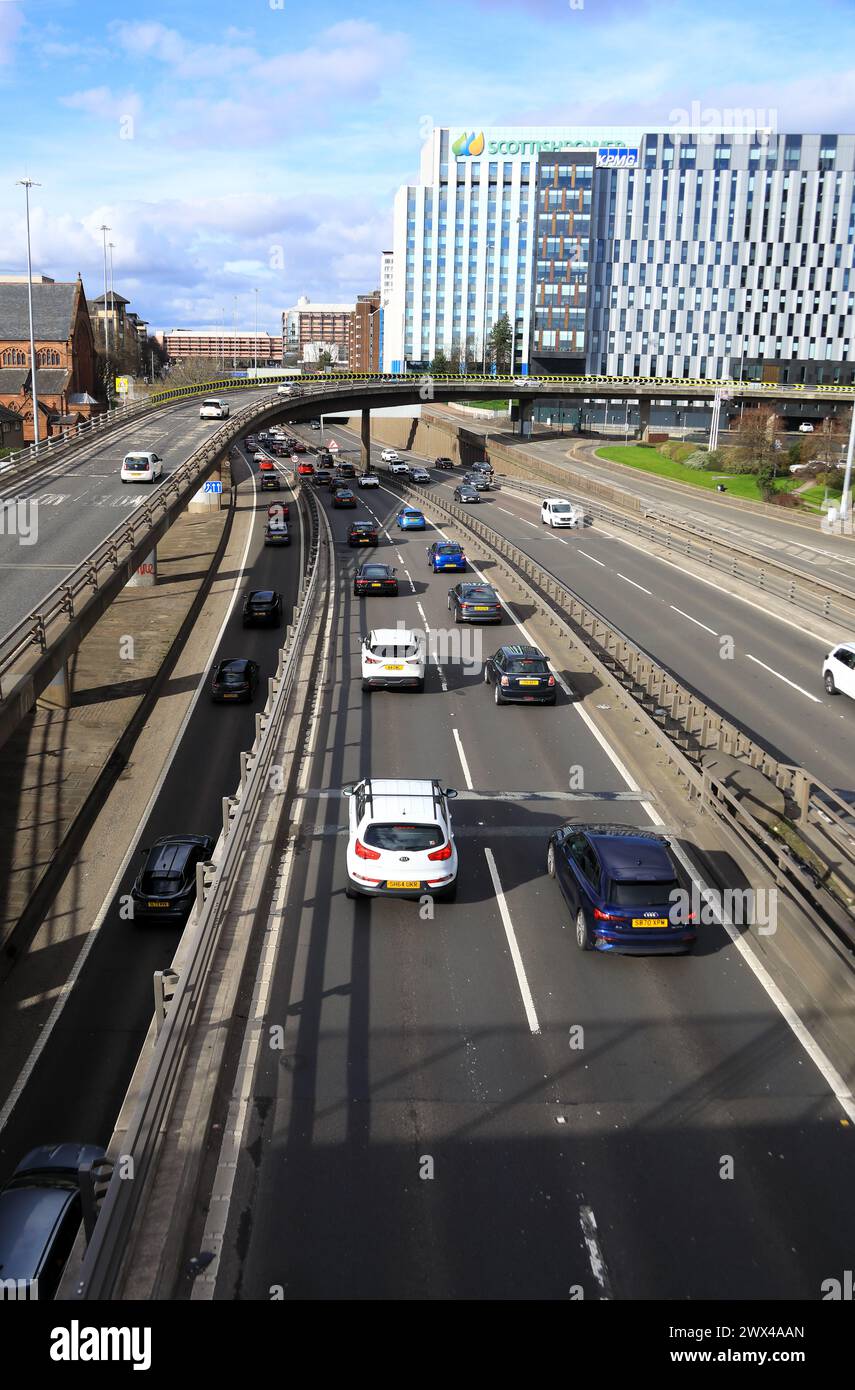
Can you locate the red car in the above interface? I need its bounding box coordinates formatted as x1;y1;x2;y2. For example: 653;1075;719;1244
293;442;306;454
297;460;314;476
267;501;290;522
258;458;274;472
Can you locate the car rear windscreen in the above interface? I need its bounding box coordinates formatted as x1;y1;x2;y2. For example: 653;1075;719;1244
220;670;247;685
506;658;548;674
608;877;679;906
123;458;150;470
369;645;420;660
363;823;444;851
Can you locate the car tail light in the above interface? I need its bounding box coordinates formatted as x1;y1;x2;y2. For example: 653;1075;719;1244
547;675;555;687
364;655;382;664
355;839;381;860
500;676;509;687
593;907;622;921
427;843;452;861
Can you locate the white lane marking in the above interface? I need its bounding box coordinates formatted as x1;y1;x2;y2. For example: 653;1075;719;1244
617;572;652;595
484;848;540;1035
578;549;606;567
579;1205;613;1299
745;653;822;703
670;605;718;637
416;601;428;624
0;458;260;1138
554;536;568;545
521;518;539;528
452;728;474;789
496;506;515;516
668;840;855;1125
403;568;415;593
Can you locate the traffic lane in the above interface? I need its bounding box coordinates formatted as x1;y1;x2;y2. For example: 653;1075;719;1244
0;390;268;641
0;465;302;1179
488;827;852;1298
221;501;630;1300
430;479;854;794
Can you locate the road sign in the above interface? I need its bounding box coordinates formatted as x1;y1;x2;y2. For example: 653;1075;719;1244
115;376;130;396
203;480;222;493
327;439;339;452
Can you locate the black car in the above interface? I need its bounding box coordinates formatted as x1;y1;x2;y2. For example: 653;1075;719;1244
130;834;216;922
211;657;260;702
335;462;357;479
462;472;490;491
317;452;334;468
434;456;454;469
448;581;502;623
242;589;283;626
348;521;379;547
309;420;321;430
332;487;357;508
264;520;291;545
312;469;333;488
454;483;481;503
354;563;398;596
484;644;556;705
260;473;281;492
0;1143;106;1300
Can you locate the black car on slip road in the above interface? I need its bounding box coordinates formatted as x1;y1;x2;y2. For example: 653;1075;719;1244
348;521;379;547
332;487;357;508
211;657;260;702
242;589;283;626
447;581;502;623
130;833;216;922
484;644;556;705
354;563;398;596
546;823;695;955
454;483;481;503
0;1143;107;1300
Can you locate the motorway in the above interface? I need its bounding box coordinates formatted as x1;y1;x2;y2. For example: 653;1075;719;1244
313;422;855;800
0;387;271;643
208;426;855;1301
0;448;301;1187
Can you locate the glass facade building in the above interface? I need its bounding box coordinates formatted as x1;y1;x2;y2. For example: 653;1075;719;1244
384;127;855;384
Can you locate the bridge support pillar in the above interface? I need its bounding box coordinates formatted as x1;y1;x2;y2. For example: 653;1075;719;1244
128;546;158;587
637;398;651;440
39;658;71;710
188;465;222;513
360;409;371;471
519;400;533;438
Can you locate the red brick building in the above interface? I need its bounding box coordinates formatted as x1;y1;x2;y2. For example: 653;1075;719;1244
0;275;101;442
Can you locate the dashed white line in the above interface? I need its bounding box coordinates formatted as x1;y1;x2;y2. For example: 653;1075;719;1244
670;605;718;636
578;549;605;567
579;1206;612;1299
745;653;822;702
403;568;415;593
617;573;652;595
483;849;540;1035
452;729;474;789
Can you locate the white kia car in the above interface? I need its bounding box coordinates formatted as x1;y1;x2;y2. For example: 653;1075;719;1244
120;451;163;483
361;628;425;692
343;778;458;900
199;398;230;420
541;498;584;528
381;449;400;463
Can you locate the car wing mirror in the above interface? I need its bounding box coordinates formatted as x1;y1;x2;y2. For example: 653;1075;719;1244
443;788;459;799
342;785;354;797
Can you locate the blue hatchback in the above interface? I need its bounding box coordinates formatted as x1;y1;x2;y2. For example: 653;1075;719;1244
546;823;696;954
397;507;426;530
427;541;466;571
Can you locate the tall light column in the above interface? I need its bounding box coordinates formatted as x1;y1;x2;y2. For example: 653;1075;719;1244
16;178;42;446
99;224;111;400
254;288;259;376
233;296;238;370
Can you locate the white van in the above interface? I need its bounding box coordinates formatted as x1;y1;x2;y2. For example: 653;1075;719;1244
120;451;163;483
199;398;230;419
541;497;584;528
361;628;425;691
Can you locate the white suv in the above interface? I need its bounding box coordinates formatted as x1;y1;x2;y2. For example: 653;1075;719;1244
344;778;459;900
199;398;230;419
541;497;584;528
361;628;425;692
389;460;409;475
381;448;400;463
823;643;855;698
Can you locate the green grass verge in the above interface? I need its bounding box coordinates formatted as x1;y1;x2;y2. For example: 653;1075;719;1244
467;399;510;409
596;445;800;502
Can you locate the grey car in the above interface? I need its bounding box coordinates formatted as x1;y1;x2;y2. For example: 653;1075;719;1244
454;483;481;503
0;1142;106;1299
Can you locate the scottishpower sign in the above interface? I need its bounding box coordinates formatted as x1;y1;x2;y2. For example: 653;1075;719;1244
452;130;630;158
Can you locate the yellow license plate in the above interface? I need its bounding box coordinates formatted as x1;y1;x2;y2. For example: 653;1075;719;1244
519;679;540;686
632;917;668;929
387;880;420;890
474;605;490;611
148;901;169;909
385;664;404;670
371;582;381;587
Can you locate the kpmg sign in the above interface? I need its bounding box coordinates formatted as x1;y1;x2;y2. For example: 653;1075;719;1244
596;147;639;168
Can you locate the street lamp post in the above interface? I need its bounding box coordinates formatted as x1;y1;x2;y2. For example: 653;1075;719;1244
839;405;855;522
624;399;629;443
254;288;259;377
233;296;238;370
99;224;111;401
16;177;42;447
108;240;116;380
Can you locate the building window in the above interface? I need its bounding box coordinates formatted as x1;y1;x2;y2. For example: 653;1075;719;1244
2;348;27;366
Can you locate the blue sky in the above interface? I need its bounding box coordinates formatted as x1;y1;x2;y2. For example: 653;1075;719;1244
2;0;854;334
